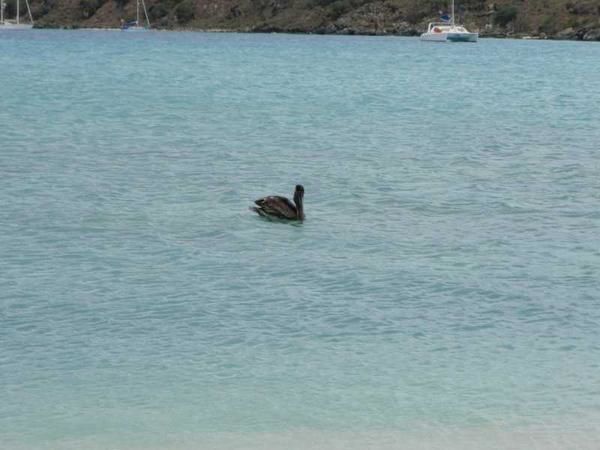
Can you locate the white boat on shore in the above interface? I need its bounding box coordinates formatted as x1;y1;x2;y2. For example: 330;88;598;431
420;0;478;42
0;0;34;29
121;0;150;32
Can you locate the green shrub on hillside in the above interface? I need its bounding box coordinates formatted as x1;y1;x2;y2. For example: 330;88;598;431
175;0;195;23
539;14;560;34
329;0;353;19
149;3;169;21
310;0;342;6
494;5;518;27
80;0;104;18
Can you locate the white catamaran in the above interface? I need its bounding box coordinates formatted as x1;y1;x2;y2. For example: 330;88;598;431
420;0;478;42
121;0;150;31
0;0;34;29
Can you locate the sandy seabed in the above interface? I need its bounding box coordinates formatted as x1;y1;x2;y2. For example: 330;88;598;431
11;422;599;450
171;426;600;450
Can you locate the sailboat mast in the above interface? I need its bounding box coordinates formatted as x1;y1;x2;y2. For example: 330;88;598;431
451;0;455;25
1;0;4;24
25;0;33;23
136;0;140;25
142;0;150;27
17;0;20;24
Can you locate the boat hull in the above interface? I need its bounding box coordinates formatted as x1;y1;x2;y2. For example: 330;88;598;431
420;31;478;42
447;32;478;42
121;26;148;32
420;32;448;42
0;23;34;30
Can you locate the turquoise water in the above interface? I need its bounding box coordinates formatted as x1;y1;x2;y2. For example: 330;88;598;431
1;30;600;449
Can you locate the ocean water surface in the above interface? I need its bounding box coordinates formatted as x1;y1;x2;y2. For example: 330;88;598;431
1;30;599;449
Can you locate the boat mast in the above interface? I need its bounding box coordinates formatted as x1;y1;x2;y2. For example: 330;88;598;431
451;0;455;26
142;0;150;27
1;0;4;25
26;0;33;24
17;0;19;24
136;0;140;25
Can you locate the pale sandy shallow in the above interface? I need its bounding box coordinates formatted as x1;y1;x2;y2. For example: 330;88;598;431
9;421;600;450
153;429;600;450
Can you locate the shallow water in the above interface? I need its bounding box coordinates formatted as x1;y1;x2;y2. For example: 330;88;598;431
1;30;599;449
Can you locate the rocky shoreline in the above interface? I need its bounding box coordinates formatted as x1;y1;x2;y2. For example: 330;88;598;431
20;0;600;42
32;24;600;42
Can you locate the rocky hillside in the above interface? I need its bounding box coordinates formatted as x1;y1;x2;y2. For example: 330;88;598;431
12;0;600;40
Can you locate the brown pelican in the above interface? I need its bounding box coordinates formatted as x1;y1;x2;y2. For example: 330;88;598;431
251;185;305;221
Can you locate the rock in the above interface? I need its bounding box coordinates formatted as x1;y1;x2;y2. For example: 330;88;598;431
555;27;577;39
391;21;419;36
583;28;600;40
337;27;353;35
479;29;508;38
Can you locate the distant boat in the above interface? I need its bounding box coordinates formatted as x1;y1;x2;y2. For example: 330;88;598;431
121;0;150;32
420;0;478;42
0;0;34;29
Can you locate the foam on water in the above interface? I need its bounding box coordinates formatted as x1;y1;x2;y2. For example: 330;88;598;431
1;30;599;449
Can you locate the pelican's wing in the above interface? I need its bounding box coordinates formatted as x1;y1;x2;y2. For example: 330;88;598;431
254;196;297;219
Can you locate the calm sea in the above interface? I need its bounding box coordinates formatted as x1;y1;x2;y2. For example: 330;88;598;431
1;30;599;449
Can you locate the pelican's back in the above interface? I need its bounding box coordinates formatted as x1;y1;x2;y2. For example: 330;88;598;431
253;196;298;219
